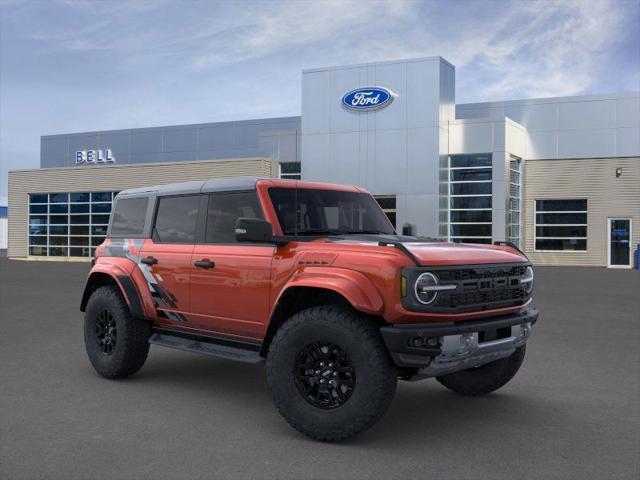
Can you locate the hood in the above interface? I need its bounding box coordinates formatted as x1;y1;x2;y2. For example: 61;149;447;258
403;241;527;266
328;234;527;265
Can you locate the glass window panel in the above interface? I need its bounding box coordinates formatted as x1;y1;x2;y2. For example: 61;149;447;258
29;193;48;203
450;154;492;168
451;238;492;244
49;215;69;225
536;199;587;212
155;196;200;243
91;203;111;213
205;192;263;244
386;212;396;229
70;247;91;257
450;168;492;181
536;226;587;237
50;225;69;235
536;239;586;251
90;247;97;257
450;210;492;223
29;236;47;246
69;214;90;224
29;225;47;235
49;204;68;214
374;196;396;210
70;225;90;235
91;192;112;202
450;182;492;195
29;215;47;225
70;192;90;202
91;236;106;247
48;247;68;256
49;193;68;203
70;236;89;246
29;246;47;256
450;196;492;209
70;203;90;213
49;235;68;245
91;214;110;225
110;198;148;236
280;162;301;174
91;225;108;236
450;224;492;237
536;212;587;224
30;204;47;214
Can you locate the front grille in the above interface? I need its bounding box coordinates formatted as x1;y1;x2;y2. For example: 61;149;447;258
402;263;532;313
434;264;529;311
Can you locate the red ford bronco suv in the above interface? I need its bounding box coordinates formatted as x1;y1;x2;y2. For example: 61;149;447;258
81;177;537;441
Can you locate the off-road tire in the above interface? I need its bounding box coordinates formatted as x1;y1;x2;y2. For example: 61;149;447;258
266;305;397;442
436;345;526;396
84;285;151;379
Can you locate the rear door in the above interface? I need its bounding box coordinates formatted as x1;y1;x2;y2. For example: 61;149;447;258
190;191;274;339
139;194;201;325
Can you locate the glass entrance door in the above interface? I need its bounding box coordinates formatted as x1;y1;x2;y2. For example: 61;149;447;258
608;218;632;267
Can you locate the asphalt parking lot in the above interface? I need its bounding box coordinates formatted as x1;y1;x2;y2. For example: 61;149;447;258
1;258;638;480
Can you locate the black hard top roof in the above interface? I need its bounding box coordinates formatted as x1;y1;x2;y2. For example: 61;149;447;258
116;176;266;198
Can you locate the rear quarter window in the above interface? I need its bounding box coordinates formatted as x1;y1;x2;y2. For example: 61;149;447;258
110;197;149;237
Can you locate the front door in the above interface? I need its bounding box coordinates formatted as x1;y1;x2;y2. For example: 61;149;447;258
139;194;201;324
607;218;632;268
190;191;274;339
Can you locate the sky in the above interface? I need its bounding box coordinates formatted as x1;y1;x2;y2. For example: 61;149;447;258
1;0;639;201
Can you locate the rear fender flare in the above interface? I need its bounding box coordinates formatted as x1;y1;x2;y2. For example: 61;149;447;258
80;260;153;320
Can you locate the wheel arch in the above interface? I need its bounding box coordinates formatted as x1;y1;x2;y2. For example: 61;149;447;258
261;268;386;356
80;269;145;320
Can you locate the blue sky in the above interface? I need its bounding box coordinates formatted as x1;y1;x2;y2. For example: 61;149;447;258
1;0;639;201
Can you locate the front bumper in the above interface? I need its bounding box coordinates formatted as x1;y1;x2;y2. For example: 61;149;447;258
380;308;539;380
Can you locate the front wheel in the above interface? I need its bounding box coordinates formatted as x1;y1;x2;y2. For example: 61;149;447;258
266;305;397;442
436;346;526;396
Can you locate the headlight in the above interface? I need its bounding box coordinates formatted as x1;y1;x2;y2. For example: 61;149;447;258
414;272;440;305
521;266;534;294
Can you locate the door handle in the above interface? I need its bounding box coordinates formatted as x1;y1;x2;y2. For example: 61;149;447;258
194;259;215;269
141;256;158;265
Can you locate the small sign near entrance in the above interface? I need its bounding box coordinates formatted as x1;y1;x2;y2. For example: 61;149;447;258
75;149;116;165
342;86;396;111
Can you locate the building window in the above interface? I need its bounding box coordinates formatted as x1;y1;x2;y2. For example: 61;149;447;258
374;196;396;229
279;162;301;180
535;199;587;251
28;191;118;257
507;157;521;247
449;154;492;244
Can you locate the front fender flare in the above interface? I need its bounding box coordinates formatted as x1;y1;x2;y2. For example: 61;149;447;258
276;266;384;315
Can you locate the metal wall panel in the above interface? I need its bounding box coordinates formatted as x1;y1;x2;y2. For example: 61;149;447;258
41;117;300;168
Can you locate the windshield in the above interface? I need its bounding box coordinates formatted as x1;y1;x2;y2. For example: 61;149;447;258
268;188;395;236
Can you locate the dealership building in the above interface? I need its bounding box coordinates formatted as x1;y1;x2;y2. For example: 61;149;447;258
7;56;640;267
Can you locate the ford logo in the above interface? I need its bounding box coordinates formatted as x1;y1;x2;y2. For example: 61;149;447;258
342;86;396;111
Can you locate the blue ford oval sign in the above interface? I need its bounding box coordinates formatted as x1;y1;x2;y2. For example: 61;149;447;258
342;86;396;111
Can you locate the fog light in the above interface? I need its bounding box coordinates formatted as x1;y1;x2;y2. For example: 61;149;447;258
459;334;474;354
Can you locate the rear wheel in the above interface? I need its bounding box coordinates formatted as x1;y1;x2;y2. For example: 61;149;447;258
84;285;151;379
266;305;397;442
436;346;526;396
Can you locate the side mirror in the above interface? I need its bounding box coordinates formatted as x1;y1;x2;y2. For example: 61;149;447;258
402;223;416;236
235;218;273;243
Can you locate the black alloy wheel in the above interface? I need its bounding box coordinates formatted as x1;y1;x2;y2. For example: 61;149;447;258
95;309;117;355
293;342;356;409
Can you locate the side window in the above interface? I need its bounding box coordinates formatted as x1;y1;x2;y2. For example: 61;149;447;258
110;197;148;237
205;191;263;244
154;195;200;243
